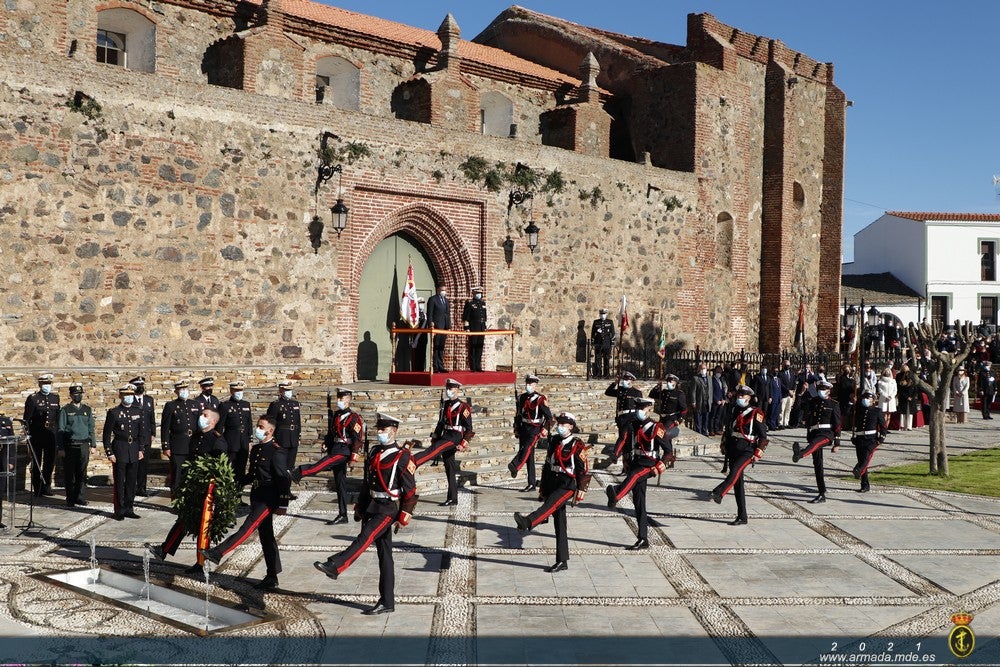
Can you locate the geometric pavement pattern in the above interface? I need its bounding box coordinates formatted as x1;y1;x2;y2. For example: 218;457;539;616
0;425;998;665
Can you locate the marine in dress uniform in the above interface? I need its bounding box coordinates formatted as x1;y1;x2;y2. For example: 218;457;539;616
411;378;473;506
851;390;887;493
218;381;252;479
191;407;228;458
130;376;156;496
291;388;365;524
194;377;220;413
160;380;199;495
645;373;687;458
24;373;60;496
201;415;291;590
57;383;96;507
462;286;488;372
791;379;843;503
606;398;673;549
591;308;616;378
710;385;768;525
266;381;301;469
606;371;643;452
103;384;148;520
514;412;591;572
507;374;553;491
314;413;419;615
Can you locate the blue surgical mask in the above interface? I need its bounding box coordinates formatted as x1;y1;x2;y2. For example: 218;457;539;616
556;425;570;437
198;415;211;431
636;410;648;420
666;381;676;390
819;390;830;399
40;384;52;394
861;399;871;408
736;397;749;408
336;400;347;410
621;381;632;389
122;395;134;406
254;427;267;442
178;389;190;400
377;432;391;444
525;385;536;394
233;391;244;401
282;390;293;399
446;389;456;399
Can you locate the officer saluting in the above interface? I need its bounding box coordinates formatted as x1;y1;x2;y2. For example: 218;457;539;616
647;373;687;456
103;383;148;520
462;286;488;372
24;372;59;497
851;389;887;493
791;379;842;503
710;385;768;525
591;308;616;378
291;388;366;524
218;380;252;479
606;371;642;443
508;374;552;492
160;380;199;495
267;381;301;468
58;383;96;507
314;413;419;615
606;397;673;549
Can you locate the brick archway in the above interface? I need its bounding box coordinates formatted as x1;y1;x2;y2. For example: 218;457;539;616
348;202;478;377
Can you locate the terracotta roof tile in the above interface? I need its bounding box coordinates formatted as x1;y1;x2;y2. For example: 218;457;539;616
887;211;1000;222
249;0;579;86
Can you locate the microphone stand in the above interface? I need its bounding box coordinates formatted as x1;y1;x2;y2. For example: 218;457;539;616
14;419;54;534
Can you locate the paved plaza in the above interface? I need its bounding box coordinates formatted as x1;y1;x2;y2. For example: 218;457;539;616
1;419;999;665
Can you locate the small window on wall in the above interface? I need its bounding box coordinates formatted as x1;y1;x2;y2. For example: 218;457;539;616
716;212;734;269
792;181;805;209
97;30;126;66
315;57;360;111
982;240;996;281
480;91;513;137
982;296;998;325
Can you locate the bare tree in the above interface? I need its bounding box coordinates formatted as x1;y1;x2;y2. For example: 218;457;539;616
905;320;974;476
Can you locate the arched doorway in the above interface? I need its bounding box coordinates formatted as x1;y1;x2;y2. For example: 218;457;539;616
357;233;436;380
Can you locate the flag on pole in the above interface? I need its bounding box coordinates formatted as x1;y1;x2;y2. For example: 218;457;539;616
619;295;629;334
400;262;419;327
656;323;667;358
793;298;805;353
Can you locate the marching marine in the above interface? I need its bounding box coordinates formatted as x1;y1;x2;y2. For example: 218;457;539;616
412;378;473;506
710;385;768;525
851;390;887;493
791;379;842;503
507;374;552;492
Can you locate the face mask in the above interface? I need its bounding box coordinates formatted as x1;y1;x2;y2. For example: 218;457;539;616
439;291;447;298
198;415;211;431
636;410;647;420
254;427;267;442
233;391;244;401
600;314;607;320
819;390;830;399
336;400;347;410
525;385;536;394
699;370;707;376
666;381;676;390
377;432;391;444
446;389;456;399
179;389;190;400
621;381;632;389
122;395;134;406
202;388;213;396
71;394;82;404
474;294;482;300
736;397;749;408
556;425;570;437
135;386;145;395
40;384;52;394
861;399;871;408
282;390;293;399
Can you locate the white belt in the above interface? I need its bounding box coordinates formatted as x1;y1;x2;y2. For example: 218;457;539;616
447;426;465;433
861;430;878;436
526;418;544;424
810;423;832;430
371;491;398;500
737;433;755;441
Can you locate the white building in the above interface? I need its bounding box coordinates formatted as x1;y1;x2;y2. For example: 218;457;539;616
843;211;1000;328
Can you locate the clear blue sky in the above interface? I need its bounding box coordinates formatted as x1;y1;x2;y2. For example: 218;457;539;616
322;0;1000;261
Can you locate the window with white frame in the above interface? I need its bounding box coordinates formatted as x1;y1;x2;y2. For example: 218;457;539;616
96;8;156;73
96;29;126;67
982;240;996;282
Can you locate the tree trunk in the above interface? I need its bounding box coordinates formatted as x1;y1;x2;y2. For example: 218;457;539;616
928;406;944;475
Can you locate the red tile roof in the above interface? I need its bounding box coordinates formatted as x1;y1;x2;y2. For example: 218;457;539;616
248;0;580;86
888;211;1000;222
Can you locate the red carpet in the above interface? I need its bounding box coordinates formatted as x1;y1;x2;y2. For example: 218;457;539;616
388;371;516;386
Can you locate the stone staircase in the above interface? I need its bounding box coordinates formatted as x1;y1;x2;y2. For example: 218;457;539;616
54;378;712;498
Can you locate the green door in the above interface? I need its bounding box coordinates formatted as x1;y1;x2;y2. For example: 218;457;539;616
357;233;436;380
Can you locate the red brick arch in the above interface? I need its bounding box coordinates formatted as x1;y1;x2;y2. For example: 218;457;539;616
346;201;477;376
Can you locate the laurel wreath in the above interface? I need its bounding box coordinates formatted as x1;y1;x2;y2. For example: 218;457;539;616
172;455;239;544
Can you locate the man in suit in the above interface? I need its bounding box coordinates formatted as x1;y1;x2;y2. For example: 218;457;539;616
426;285;451;373
778;360;796;429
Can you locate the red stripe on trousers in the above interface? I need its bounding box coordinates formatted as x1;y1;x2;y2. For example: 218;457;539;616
801;436;830;458
301;453;347;477
220;507;272;558
338;515;394;573
614;466;656;501
858;444;880;477
530;490;574;528
514;432;542;472
413;440;453;468
718;457;754;499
